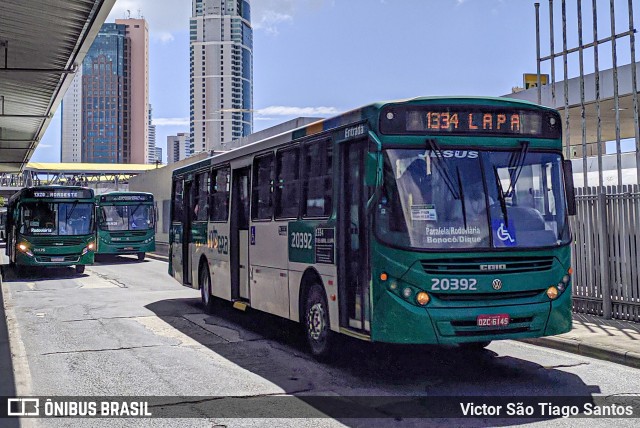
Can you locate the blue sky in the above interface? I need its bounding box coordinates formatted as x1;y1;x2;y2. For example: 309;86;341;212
31;0;640;163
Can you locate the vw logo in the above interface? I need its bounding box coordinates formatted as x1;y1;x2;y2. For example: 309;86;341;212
492;279;503;290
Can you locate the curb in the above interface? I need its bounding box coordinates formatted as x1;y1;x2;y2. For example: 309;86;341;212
520;337;640;369
145;252;168;263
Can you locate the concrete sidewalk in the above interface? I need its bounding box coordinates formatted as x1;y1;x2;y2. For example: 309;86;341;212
522;313;640;369
121;247;640;370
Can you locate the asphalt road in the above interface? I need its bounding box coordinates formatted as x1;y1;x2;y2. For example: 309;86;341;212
1;256;639;428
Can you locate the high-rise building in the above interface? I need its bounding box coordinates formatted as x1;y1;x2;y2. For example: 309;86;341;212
61;19;149;164
148;104;156;164
60;67;83;163
167;133;192;164
190;0;253;153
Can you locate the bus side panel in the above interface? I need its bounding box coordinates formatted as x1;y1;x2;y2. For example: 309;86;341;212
191;221;209;290
208;222;232;301
249;220;289;318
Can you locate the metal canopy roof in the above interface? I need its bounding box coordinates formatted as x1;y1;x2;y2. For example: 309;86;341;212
0;0;116;173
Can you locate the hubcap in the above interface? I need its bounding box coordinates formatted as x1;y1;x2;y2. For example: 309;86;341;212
308;303;325;341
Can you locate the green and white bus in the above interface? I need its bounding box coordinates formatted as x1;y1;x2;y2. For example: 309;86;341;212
5;186;96;274
95;192;156;261
169;96;576;358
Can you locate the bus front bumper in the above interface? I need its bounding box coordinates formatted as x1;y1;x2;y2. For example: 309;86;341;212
16;251;94;267
371;288;572;345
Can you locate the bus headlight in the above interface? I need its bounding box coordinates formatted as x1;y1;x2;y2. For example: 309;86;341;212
546;286;559;300
17;242;33;257
82;242;95;255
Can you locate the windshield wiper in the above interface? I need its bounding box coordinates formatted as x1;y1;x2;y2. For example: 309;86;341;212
426;139;460;200
505;141;529;197
493;166;509;226
65;200;79;223
456;167;467;229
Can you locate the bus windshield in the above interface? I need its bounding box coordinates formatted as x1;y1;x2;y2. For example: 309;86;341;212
375;148;571;250
20;201;94;236
98;204;154;231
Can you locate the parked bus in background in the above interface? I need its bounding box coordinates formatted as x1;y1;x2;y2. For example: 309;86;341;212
169;96;576;359
95;192;155;261
5;186;96;274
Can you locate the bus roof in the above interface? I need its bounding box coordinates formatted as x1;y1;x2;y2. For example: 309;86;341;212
173;96;558;177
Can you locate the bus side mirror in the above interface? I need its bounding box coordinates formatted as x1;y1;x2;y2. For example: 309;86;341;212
563;160;576;216
365;152;380;187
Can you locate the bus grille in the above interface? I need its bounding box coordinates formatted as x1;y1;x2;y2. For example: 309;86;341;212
27;237;85;246
35;255;80;263
431;290;546;301
110;231;148;237
420;256;554;275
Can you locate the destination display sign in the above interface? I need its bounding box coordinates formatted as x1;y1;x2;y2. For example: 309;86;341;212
100;194;152;203
26;188;94;199
380;105;561;138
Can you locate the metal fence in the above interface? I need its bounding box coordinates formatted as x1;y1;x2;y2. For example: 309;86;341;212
571;186;640;322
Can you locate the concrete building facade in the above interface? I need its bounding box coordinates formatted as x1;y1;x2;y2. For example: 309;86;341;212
167;133;192;164
190;0;253;153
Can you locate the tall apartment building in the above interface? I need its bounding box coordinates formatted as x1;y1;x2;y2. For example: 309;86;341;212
155;147;163;164
61;19;149;164
148;104;156;163
167;133;192;164
190;0;253;153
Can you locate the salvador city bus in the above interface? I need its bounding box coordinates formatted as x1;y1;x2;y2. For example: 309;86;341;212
95;192;156;261
5;186;96;274
169;96;576;358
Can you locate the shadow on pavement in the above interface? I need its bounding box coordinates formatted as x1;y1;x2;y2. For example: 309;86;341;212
0;265;21;428
94;254;149;265
146;297;602;427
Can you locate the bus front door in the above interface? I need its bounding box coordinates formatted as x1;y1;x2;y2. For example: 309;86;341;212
231;167;251;302
339;141;371;333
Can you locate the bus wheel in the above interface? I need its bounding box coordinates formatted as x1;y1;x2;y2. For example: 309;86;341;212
137;252;146;262
75;265;85;274
459;341;491;351
200;264;214;314
304;284;333;359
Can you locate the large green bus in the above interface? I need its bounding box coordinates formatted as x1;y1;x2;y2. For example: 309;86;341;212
5;186;96;274
95;192;156;261
169;96;576;358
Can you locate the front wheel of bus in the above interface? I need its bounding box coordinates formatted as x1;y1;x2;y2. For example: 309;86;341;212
200;264;214;314
75;265;85;274
137;252;146;262
304;284;333;360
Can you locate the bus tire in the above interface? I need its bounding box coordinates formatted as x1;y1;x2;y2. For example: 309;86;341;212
459;341;491;351
200;263;214;314
137;252;146;262
75;265;85;274
304;283;333;360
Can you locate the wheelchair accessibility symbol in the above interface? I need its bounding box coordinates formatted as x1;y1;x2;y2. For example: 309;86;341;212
492;220;517;247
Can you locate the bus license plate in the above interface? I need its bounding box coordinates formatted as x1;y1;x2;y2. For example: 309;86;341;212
477;314;510;327
51;257;64;262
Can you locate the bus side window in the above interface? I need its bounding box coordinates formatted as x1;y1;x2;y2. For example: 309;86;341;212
252;154;275;220
194;171;210;221
210;166;230;222
275;147;300;219
171;179;184;223
302;139;333;218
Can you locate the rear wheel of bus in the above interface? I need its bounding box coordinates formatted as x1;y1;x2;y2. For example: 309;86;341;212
200;263;214;314
304;283;333;360
137;252;145;262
